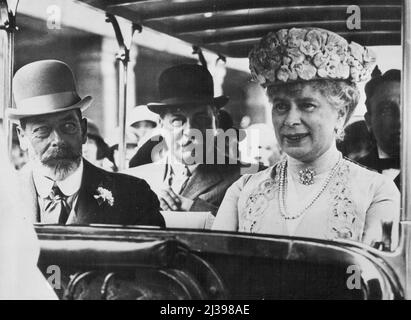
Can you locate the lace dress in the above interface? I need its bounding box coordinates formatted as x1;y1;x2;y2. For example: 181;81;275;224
213;157;400;246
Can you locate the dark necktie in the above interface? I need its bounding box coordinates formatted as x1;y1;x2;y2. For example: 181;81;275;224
377;158;400;171
179;166;192;194
44;184;70;224
168;165;192;194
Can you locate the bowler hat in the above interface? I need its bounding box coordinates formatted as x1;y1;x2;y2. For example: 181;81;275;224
7;59;92;121
147;64;228;113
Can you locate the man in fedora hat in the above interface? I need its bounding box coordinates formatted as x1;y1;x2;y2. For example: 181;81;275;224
124;64;251;216
8;59;165;227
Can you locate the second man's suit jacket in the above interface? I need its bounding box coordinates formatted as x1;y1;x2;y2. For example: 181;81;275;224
124;161;258;216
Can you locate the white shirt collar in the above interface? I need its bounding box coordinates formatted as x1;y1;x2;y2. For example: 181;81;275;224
170;162;199;176
33;160;84;198
376;147;400;180
377;146;390;159
167;154;199;175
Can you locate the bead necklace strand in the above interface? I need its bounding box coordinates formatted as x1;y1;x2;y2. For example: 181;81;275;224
279;156;343;220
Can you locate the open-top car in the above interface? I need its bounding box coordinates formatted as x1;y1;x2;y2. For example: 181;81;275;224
0;0;409;299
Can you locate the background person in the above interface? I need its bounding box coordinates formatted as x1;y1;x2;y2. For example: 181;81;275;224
213;28;399;250
337;120;374;161
239;123;282;167
10;139;29;170
128;105;164;168
108;126;141;169
357;68;401;189
83;118;117;171
128;105;159;147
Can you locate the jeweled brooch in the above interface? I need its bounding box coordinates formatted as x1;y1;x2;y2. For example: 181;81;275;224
298;168;316;185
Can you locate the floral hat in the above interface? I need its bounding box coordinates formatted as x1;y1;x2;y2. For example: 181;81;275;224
249;28;376;87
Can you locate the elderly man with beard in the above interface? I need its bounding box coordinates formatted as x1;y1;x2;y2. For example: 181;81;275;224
8;60;165;227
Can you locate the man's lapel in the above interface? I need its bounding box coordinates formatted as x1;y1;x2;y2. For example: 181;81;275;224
180;164;223;199
69;160;110;224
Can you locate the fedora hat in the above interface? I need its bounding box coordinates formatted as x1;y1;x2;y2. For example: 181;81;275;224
147;64;228;113
7;59;92;121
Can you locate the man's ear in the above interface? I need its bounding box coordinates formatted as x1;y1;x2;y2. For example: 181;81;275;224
16;125;29;151
364;111;372;132
81;117;88;144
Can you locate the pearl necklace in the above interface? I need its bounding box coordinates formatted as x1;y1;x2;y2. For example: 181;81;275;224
279;156;343;220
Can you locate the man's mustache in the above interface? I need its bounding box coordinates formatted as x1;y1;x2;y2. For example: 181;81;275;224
41;143;81;164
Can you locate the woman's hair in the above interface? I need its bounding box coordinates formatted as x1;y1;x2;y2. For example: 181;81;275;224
266;79;360;125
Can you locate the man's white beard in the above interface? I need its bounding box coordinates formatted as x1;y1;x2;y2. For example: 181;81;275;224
34;157;81;181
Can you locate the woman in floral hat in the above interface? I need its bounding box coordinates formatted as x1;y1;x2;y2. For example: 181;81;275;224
213;28;399;250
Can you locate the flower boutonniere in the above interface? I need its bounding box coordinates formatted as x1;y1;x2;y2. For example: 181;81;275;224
94;187;114;207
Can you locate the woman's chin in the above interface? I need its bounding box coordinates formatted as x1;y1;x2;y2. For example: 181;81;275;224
283;146;311;161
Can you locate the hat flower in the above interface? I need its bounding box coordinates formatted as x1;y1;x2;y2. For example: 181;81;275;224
295;61;317;80
277;66;292;82
288;28;306;48
249;27;376;86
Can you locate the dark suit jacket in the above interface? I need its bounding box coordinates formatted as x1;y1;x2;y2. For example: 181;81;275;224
357;148;401;190
124;161;261;216
19;159;165;227
129;135;165;168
